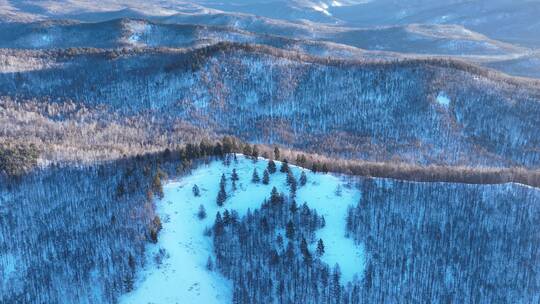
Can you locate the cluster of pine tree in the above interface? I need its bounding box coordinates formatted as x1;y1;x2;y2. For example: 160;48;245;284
211;179;370;304
0;143;39;176
206;160;540;303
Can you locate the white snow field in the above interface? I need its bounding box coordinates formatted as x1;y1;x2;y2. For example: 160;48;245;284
436;92;451;107
121;155;364;303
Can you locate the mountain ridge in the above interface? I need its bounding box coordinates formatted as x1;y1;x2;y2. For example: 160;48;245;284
2;42;539;169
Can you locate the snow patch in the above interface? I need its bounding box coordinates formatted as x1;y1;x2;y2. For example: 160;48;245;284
27;33;53;48
125;21;153;46
312;3;331;16
122;156;365;303
436;92;451;107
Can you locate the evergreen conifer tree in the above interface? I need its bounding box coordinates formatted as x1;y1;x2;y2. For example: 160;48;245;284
300;236;312;265
286;171;295;186
290;200;298;213
217;174;227;206
198;204;207;219
316;239;325;257
280;159;289;173
251;168;260;183
290;176;297;198
270;187;281;205
192;184;200;197
300;171;307;187
262;169;270;184
231;169;239;191
214;212;224;236
286;220;295;240
267;159;277;174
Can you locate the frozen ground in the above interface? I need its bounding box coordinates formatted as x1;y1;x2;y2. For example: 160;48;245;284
121;155;364;303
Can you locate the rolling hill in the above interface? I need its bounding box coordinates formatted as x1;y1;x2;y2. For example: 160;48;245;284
1;43;539;168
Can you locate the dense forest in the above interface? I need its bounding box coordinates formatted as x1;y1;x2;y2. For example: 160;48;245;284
1;43;539;168
0;143;229;303
0;143;39;176
213;189;344;304
347;179;540;303
1;146;539;303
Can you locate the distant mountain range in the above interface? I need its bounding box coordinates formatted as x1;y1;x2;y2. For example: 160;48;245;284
1;0;539;78
3;0;539;46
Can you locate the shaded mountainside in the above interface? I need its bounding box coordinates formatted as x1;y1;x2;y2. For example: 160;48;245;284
0;17;530;57
327;24;525;56
0;157;161;303
162;14;526;56
2;0;539;50
0;19;370;59
0;146;227;303
484;52;540;80
1;43;539;168
2;17;539;79
330;0;540;49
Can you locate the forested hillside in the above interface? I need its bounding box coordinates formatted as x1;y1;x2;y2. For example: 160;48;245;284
1;150;539;303
1;2;539;304
2;43;539;168
206;157;540;303
0;19;369;59
0;145;227;303
0;157;161;303
347;179;540;303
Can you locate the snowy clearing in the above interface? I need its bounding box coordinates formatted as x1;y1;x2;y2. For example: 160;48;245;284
436;92;451;106
121;155;364;303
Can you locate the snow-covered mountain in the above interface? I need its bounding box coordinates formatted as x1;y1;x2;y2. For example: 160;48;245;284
1;2;540;304
0;17;537;78
1;1;538;78
121;156;363;303
3;0;539;49
1;43;539;168
330;0;540;48
0;18;374;59
2;152;538;303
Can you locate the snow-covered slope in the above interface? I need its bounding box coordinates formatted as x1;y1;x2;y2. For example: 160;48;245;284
2;0;538;49
0;19;374;59
1;17;523;58
121;155;364;303
165;13;527;57
2;44;538;168
1;1;537;77
330;0;540;48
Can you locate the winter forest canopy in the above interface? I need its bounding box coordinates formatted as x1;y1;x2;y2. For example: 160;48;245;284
1;1;540;303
